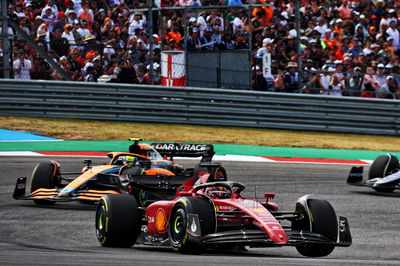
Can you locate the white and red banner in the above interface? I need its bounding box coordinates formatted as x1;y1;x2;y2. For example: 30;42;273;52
262;53;272;79
161;51;186;87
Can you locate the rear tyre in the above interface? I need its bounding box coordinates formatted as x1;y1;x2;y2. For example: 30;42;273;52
120;166;145;177
31;162;60;205
96;194;141;247
168;197;215;254
368;154;399;192
120;166;149;206
292;198;338;257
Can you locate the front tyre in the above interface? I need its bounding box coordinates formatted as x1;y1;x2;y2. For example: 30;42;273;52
168;197;216;254
96;194;141;247
368;154;399;193
292;197;338;257
31;161;61;205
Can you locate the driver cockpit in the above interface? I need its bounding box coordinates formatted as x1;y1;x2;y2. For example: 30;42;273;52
204;186;232;199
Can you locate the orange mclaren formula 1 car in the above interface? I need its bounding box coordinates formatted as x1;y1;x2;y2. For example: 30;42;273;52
13;138;225;205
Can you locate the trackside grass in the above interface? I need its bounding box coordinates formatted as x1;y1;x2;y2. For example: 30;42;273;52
1;116;399;151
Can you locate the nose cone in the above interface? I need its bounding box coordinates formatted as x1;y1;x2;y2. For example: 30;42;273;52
265;225;287;244
57;188;73;197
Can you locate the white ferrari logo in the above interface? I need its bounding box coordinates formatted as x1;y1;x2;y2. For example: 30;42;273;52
191;218;197;232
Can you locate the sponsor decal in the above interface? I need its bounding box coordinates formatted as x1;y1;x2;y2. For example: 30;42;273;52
190;217;197;232
88;167;105;174
250;208;268;213
242;200;261;208
339;219;346;233
17;183;25;189
153;143;176;151
153;143;207;152
147;215;155;223
180;144;207;151
218;205;234;210
156;208;167;232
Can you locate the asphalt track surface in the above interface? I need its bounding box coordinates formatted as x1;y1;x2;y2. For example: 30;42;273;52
1;157;399;266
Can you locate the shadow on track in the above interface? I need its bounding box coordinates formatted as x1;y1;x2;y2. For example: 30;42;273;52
11;202;97;211
135;246;301;259
348;190;400;198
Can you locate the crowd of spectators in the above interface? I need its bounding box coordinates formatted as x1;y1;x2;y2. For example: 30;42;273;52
251;0;400;100
4;0;400;99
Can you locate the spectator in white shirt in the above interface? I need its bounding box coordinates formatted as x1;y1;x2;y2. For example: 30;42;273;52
197;12;208;37
314;17;328;38
62;24;77;49
13;50;32;80
319;65;331;94
41;1;58;17
77;19;91;37
232;12;245;34
386;20;400;51
14;3;25;18
128;13;145;37
328;75;345;96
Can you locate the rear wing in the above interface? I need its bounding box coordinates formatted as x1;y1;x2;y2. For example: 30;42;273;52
151;143;215;162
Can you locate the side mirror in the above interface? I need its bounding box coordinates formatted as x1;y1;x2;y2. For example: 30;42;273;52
83;159;92;169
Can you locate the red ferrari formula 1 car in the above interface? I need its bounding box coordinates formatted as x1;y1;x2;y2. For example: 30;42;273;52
95;169;352;257
13;138;222;205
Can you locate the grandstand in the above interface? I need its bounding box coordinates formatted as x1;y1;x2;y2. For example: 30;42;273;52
1;0;399;99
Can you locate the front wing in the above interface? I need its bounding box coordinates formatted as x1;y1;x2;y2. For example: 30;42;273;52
347;166;400;191
13;177;120;202
201;216;352;248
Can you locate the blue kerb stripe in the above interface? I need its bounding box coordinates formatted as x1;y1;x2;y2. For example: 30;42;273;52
0;129;57;141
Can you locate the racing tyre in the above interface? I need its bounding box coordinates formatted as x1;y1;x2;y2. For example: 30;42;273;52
168;197;216;254
31;161;61;205
96;194;142;247
120;166;148;206
368;154;399;192
292;198;338;257
120;165;146;176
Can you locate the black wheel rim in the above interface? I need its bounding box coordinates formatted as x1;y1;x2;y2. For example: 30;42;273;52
96;204;106;240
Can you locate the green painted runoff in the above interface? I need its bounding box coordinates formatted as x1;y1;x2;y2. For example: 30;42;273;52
0;140;398;160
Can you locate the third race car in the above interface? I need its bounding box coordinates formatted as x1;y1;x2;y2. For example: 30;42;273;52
347;153;400;192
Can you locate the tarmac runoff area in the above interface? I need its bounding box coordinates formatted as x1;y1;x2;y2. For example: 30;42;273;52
1;129;399;165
